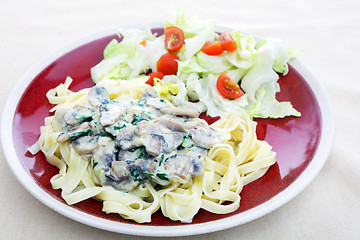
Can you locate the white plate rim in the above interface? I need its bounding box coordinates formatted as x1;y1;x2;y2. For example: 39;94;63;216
0;22;335;237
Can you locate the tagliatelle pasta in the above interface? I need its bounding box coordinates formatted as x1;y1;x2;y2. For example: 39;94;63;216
35;76;276;223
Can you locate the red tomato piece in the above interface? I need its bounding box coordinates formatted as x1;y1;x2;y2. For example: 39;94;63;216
216;32;237;51
216;71;244;99
146;71;165;86
156;53;179;75
201;41;224;55
165;26;185;52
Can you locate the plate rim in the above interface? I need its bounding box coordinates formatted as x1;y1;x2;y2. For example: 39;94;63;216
0;22;335;237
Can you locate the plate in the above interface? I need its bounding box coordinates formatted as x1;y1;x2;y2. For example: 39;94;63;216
1;23;334;237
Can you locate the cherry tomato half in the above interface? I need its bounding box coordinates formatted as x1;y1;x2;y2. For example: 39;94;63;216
201;41;224;55
156;53;179;75
165;26;185;52
216;71;244;99
146;71;165;86
216;32;237;51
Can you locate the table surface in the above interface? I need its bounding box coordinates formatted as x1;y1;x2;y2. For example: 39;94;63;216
1;0;359;239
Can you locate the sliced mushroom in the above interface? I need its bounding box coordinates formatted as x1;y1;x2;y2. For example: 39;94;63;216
57;122;91;143
141;87;159;99
111;161;129;180
71;135;98;154
115;125;137;150
99;104;123;126
154;117;187;133
63;105;95;125
143;94;173;110
141;134;162;156
117;148;140;162
164;150;205;181
88;86;110;107
160;106;200;118
185;119;221;149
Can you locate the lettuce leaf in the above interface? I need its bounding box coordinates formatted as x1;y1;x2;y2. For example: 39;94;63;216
91;26;155;83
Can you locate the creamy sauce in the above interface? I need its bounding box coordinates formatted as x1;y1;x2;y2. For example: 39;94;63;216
54;86;221;192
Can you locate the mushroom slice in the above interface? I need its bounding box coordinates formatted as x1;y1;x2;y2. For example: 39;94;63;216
185;119;222;149
63;105;94;125
160;106;200;118
71;135;98;154
141;134;162;156
99;104;123;126
142;133;176;156
110;161;141;192
164;150;205;181
88;86;110;107
57;122;91;143
111;161;129;180
115;125;137;150
154;117;187;133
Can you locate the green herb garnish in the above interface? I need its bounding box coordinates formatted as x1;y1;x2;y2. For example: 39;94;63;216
159;154;165;166
130;168;141;181
72;129;92;136
138;146;147;157
131;114;148;125
156;173;169;181
178;133;193;149
141;172;154;176
142;110;151;118
74;114;94;120
104;99;119;104
114;124;126;130
92;162;98;169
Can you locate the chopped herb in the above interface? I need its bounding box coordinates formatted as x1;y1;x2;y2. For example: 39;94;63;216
178;133;193;149
121;117;129;123
156;173;169;181
159;154;165;166
92;162;98;169
130;168;141;181
137;98;146;103
131;114;149;125
72;129;92;136
141;172;154;176
142;110;151;118
113;124;126;130
138;146;147;157
160;99;165;103
104;99;119;104
74;114;94;120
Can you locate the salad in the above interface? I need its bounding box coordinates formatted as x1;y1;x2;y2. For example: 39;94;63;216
91;9;301;119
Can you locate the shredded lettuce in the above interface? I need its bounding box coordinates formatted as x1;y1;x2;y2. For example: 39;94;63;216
90;9;301;119
91;26;155;83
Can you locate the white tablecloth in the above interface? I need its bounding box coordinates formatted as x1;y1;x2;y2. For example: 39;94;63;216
1;0;359;239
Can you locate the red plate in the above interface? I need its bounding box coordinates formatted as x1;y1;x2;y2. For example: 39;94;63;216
3;26;333;236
